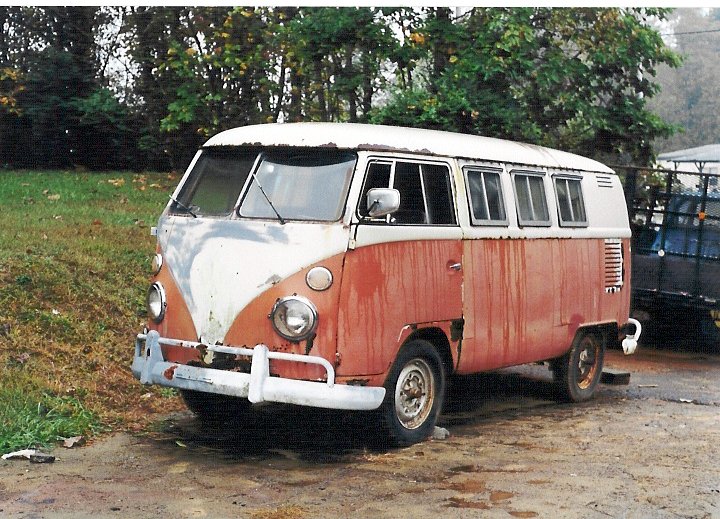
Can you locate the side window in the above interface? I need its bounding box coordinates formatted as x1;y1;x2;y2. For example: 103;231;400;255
513;171;550;226
422;163;456;225
359;159;456;225
554;177;588;226
358;162;392;217
465;167;507;225
394;162;426;224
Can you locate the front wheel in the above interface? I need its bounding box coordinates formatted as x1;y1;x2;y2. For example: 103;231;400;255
551;330;605;402
378;340;446;447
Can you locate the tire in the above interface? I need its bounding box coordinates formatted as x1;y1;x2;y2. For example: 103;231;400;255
180;390;252;423
552;330;605;403
378;340;446;447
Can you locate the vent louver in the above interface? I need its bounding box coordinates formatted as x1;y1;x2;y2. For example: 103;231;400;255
596;175;614;188
604;239;623;293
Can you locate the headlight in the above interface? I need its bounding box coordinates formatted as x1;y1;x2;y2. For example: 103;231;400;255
270;296;318;342
147;282;167;323
151;253;163;275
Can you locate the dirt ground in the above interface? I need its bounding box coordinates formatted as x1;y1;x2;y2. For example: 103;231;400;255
1;345;719;519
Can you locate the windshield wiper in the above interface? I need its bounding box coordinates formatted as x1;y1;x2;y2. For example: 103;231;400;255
169;195;197;218
247;157;286;225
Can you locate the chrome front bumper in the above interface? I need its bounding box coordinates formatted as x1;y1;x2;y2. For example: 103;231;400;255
131;331;385;411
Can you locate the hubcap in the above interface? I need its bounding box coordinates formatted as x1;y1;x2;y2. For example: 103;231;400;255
394;358;435;430
576;337;599;390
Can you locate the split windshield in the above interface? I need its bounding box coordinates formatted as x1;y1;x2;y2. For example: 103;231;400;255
170;147;357;222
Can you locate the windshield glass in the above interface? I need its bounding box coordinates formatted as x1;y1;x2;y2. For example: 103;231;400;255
170;147;257;217
239;150;357;222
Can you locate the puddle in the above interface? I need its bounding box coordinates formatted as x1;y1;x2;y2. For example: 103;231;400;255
446;497;490;509
490;490;514;502
443;479;487;493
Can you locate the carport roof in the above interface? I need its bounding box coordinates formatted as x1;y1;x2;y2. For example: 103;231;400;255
658;144;720;163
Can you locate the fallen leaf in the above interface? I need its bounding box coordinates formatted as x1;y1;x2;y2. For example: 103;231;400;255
63;436;85;448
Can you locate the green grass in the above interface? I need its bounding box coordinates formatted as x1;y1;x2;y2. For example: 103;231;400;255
0;170;184;452
0;370;102;452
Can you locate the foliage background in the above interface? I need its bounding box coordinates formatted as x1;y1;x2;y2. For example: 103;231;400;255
648;8;720;153
0;7;682;171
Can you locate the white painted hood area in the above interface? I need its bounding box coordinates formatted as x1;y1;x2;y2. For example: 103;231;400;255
157;216;349;345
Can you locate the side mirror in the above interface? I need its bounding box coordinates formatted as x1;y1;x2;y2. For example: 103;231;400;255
366;188;400;218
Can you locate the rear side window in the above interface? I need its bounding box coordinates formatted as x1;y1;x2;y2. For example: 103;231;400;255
513;171;550;226
554;177;587;227
465;167;507;225
360;160;456;225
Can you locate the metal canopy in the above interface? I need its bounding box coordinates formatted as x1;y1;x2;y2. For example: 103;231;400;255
658;144;720;172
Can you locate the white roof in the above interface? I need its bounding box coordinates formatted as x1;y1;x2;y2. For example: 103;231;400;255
204;123;614;174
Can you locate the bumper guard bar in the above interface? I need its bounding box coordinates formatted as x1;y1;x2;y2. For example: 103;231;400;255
131;331;385;411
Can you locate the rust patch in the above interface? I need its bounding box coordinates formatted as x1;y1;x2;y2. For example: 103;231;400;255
346;379;370;386
163;365;178;380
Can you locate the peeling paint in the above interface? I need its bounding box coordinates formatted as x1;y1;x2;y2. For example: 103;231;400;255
259;274;282;288
163;364;178;380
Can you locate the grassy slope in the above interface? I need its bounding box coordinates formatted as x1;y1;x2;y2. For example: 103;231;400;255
0;170;184;450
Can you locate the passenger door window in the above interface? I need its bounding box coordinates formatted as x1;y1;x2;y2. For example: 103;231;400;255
513;171;550;226
360;160;456;225
554;177;588;227
465;167;507;225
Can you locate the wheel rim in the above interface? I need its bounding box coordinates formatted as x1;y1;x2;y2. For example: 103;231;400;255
575;336;600;390
394;358;435;430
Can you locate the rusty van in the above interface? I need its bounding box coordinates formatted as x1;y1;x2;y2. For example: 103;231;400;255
132;123;641;446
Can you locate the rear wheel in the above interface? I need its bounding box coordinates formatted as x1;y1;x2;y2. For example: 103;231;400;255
551;330;605;402
180;390;252;422
378;340;446;447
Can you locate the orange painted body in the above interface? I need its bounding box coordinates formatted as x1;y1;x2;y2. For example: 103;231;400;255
152;236;630;384
459;237;631;373
148;246;200;366
337;240;462;381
